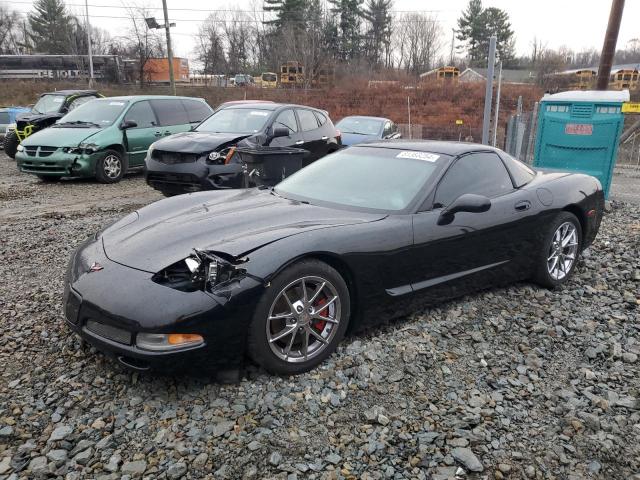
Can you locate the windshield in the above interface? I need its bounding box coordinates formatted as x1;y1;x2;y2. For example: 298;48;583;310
0;112;10;124
262;73;277;82
196;107;271;134
275;147;446;211
32;94;66;114
55;99;128;128
336;117;384;136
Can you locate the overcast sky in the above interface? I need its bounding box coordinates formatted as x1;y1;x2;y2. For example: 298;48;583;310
6;0;640;61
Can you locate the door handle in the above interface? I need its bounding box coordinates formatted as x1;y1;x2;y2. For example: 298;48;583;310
295;140;304;145
154;131;162;137
321;136;328;140
515;200;531;211
163;131;171;136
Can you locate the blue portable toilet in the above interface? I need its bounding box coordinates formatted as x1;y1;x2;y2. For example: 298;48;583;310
533;89;629;198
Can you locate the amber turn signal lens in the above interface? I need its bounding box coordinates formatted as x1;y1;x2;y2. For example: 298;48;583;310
167;333;204;345
224;146;236;164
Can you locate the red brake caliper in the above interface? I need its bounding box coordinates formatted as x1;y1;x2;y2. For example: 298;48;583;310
312;297;328;332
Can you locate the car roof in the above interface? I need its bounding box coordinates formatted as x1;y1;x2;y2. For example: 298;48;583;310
356;139;502;156
41;90;99;96
338;115;389;122
219;102;324;112
88;95;205;101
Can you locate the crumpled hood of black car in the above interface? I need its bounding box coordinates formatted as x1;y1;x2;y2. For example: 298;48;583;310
101;189;386;272
151;131;254;154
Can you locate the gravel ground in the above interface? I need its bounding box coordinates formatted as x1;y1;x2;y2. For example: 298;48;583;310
0;155;639;480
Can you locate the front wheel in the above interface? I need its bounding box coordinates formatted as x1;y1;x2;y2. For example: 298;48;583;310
3;131;19;159
533;212;582;288
96;150;125;184
247;259;351;375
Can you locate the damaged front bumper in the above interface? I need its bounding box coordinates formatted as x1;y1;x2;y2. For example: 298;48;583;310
145;154;244;194
16;149;101;177
64;237;265;373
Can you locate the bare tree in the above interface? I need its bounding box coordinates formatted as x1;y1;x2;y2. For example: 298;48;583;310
121;2;163;88
0;5;28;54
394;13;443;75
530;36;547;67
194;13;227;76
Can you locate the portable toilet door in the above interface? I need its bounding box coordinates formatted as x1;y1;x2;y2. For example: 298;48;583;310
533;89;629;198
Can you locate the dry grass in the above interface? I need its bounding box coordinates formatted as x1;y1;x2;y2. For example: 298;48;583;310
0;79;543;131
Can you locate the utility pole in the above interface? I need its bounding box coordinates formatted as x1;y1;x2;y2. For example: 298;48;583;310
84;0;94;87
596;0;625;90
161;0;176;95
481;36;497;145
449;29;456;65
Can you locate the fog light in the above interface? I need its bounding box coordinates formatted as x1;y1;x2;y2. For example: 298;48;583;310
136;333;204;351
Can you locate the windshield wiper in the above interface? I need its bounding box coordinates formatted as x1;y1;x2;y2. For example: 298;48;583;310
55;120;101;128
341;131;371;135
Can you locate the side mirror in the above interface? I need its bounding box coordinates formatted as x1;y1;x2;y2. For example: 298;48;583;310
437;193;491;225
120;119;138;130
266;126;289;144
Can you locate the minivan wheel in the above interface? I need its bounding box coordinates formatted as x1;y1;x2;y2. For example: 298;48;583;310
3;131;19;159
533;212;582;288
247;259;351;375
96;150;125;184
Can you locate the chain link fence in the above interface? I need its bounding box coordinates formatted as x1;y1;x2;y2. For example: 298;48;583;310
618;132;640;167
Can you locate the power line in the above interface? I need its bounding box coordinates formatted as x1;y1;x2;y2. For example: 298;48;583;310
2;0;453;16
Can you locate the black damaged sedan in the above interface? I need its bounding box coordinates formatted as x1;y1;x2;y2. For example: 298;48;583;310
145;102;341;196
64;141;603;375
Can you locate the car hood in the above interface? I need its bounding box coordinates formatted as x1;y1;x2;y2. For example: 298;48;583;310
152;131;255;154
16;112;59;123
101;189;386;272
340;132;378;146
21;126;101;147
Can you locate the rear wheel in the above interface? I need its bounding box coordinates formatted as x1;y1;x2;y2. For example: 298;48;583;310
247;259;350;375
533;212;582;288
3;131;19;159
96;150;125;184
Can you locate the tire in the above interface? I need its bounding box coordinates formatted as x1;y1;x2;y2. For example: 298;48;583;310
247;259;351;375
533;212;582;288
38;176;61;183
95;150;125;184
4;131;19;159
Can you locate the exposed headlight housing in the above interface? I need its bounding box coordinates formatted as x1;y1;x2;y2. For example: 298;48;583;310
206;146;236;165
7;123;16;132
16;144;24;152
152;250;247;293
136;333;204;351
63;143;99;155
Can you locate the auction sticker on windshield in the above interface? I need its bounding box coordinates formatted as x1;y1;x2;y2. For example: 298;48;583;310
109;102;125;106
396;151;440;162
249;111;269;116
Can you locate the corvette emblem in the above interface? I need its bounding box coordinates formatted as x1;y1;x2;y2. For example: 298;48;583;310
89;262;104;272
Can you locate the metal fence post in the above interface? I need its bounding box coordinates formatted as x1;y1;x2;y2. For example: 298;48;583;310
481;36;497;145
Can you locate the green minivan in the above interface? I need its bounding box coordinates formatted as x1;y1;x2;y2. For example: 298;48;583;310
15;95;213;183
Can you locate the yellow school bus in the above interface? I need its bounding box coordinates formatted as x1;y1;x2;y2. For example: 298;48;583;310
261;72;278;88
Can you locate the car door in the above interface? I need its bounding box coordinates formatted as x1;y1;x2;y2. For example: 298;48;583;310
268;108;304;148
295;108;324;165
409;151;537;300
150;99;191;137
122;100;159;167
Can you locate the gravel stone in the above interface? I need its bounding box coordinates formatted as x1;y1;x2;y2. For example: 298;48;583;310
451;448;483;472
48;425;73;442
166;462;188;479
121;460;147;477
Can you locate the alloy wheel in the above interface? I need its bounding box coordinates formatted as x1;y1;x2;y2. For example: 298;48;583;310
547;222;579;281
103;154;122;179
266;276;341;363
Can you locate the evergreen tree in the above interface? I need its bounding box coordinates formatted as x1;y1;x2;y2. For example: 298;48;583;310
28;0;72;54
479;7;514;65
362;0;393;68
456;0;514;66
263;0;308;31
456;0;485;63
327;0;364;61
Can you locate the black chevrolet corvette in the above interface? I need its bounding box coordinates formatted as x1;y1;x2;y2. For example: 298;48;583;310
64;141;604;375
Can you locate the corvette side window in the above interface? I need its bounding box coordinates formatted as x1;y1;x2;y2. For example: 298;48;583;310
274;109;298;133
433;152;513;208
